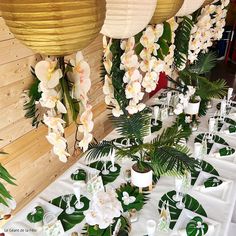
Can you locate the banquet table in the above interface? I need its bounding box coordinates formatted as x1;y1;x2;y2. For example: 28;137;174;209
2;95;236;236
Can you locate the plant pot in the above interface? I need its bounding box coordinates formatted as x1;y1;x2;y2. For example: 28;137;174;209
131;164;153;188
184;101;200;115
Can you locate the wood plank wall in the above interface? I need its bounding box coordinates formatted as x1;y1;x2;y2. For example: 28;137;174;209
0;17;112;213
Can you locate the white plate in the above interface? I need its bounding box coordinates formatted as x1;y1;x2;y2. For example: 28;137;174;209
171;209;221;236
193;171;233;202
3;198;63;234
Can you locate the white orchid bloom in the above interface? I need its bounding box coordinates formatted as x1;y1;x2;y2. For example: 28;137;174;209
120;37;135;52
35;60;62;89
122;192;136;205
103;59;112;74
53;142;70;163
43;114;65;133
120;51;139;70
151;57;165;73
79;132;93;152
40;89;67;114
140;26;156;48
126;100;145;114
46;132;67;148
112;104;124;117
123;69;142;84
103;36;112;59
142;72;158;93
154;24;164;41
187;86;196;97
174;103;184;115
125;81;142;99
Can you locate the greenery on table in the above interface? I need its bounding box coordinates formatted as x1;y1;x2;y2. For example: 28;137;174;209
71;169;87;181
89;161;121;185
86;109;197;177
194;133;229;154
204;176;223;188
82;215;130;236
0;141;16;207
27;206;44;223
158;190;207;229
116;183;149;212
50;194;89;231
190;160;219;185
186;216;208;236
219;147;235;156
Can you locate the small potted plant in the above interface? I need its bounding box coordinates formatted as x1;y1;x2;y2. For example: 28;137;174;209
27;206;45;227
86;108;196;191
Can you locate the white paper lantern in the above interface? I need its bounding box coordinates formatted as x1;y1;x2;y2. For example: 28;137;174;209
101;0;157;39
176;0;205;17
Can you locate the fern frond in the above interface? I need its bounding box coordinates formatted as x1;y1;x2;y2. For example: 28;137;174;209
189;51;217;75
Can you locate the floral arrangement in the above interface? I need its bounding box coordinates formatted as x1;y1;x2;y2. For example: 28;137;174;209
188;0;230;63
23;52;94;162
27;206;44;223
102;19;177;117
84;189;122;229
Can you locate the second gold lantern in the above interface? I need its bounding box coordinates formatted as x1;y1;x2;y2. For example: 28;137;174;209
0;0;106;56
150;0;184;24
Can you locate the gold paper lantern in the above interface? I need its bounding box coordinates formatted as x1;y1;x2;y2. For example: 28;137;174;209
0;0;106;56
101;0;157;39
203;0;214;7
176;0;205;16
150;0;184;24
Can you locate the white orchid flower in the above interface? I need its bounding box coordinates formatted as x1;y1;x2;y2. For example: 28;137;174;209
151;57;165;73
78;107;94;133
140;26;156;48
46;132;67;148
187;86;196;97
123;69;142;84
79;132;93;152
112;106;124;117
43;114;65;133
154;24;164;41
140;48;152;61
174;103;184;115
53;144;70;163
142;72;158;93
120;51;139;70
126;100;145;114
125;81;142;99
122;192;136;205
120;37;135;52
40;89;67;114
35;60;62;89
103;36;112;59
103;59;112;74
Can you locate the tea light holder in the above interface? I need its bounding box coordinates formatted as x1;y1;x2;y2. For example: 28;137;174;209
146;219;157;235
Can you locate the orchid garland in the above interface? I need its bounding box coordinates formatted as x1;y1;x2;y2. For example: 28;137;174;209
188;0;229;63
24;52;94;162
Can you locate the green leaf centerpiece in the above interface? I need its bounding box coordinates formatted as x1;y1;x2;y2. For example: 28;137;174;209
158;191;207;229
186;216;208;236
71;169;87;181
229;125;236;133
218;147;235;157
89;161;121;185
50;194;89;231
204;177;223;188
27;206;44;223
116;183;149;212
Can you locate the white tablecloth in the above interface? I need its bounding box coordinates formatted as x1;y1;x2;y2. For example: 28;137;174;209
3;98;236;236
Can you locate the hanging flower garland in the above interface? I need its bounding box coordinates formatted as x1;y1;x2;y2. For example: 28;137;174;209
188;0;229;63
101;20;176;116
23;52;94;162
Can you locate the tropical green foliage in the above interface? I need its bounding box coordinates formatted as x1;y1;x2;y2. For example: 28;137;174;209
174;16;194;70
86;109;196;176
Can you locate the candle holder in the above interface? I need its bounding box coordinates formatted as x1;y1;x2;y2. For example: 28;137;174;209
146;219;157;235
102;161;109;175
206;100;212;109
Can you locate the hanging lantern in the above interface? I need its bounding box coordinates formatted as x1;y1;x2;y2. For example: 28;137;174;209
176;0;205;16
150;0;184;24
203;0;214;6
0;0;106;56
101;0;157;39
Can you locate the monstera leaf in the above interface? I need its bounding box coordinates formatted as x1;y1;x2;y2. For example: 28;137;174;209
27;206;44;223
116;183;149;212
158;191;207;229
50;194;89;231
186;216;208;236
204;177;223;188
191;160;219;185
151;119;162;133
71;169;87;181
89;161;121;185
219;147;235;156
195;133;229;154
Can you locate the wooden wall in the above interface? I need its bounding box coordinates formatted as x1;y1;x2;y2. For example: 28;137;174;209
0;16;112;213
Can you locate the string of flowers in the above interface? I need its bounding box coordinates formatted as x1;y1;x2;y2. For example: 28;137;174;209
188;0;229;63
23;52;94;162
